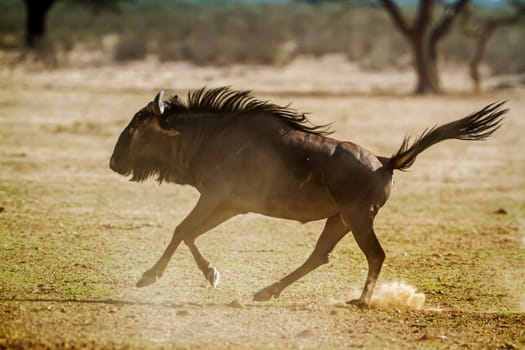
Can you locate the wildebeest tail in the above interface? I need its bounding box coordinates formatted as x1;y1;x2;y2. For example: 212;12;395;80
387;101;507;171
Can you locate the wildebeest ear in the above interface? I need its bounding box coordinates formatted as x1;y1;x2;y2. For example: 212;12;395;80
152;91;165;115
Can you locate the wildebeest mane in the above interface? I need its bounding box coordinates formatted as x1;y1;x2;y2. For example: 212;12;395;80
165;87;332;136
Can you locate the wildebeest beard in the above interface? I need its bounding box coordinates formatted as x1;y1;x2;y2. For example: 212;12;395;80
130;158;166;183
129;157;185;184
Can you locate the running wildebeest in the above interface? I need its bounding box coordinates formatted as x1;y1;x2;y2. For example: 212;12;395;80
109;87;506;307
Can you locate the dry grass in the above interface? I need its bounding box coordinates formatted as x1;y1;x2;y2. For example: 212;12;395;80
0;59;524;349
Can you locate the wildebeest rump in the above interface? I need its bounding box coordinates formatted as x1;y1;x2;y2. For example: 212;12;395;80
109;87;506;307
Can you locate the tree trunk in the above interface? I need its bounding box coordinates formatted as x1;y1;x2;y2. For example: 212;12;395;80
379;0;468;95
469;34;490;93
412;34;441;94
23;0;55;48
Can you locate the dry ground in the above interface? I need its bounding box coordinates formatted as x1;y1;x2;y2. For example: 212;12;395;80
0;57;524;349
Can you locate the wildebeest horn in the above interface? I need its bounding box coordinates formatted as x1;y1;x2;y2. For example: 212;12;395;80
153;91;165;115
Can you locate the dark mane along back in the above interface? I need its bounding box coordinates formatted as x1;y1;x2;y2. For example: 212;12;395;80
165;87;332;136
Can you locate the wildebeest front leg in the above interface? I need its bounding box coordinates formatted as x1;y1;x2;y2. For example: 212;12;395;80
253;214;350;301
136;195;234;288
183;210;235;288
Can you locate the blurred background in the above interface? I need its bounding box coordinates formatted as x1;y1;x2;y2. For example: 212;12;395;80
1;0;524;94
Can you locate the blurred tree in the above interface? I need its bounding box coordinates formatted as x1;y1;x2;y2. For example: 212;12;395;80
22;0;120;48
461;0;525;92
380;0;470;94
23;0;55;47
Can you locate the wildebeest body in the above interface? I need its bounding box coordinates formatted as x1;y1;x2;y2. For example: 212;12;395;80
110;87;506;307
179;114;388;221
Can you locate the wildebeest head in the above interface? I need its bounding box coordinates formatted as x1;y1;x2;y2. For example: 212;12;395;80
110;91;180;182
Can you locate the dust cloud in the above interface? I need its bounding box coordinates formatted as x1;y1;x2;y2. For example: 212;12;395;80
331;281;426;310
369;281;426;310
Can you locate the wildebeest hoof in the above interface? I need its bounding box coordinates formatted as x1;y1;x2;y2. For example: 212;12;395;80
206;267;220;288
253;284;281;302
136;273;158;288
346;299;369;309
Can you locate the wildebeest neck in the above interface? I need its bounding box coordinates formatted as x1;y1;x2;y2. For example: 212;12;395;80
140;113;224;186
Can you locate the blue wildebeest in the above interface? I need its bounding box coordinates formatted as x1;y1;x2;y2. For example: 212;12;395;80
110;87;506;307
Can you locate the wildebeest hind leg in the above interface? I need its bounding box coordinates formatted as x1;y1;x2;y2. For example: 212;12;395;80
253;214;349;301
344;212;385;308
136;195;235;288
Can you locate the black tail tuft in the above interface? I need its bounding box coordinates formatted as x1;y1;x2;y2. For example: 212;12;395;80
388;101;507;171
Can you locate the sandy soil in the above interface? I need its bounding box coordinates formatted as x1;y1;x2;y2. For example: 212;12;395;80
0;57;524;349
